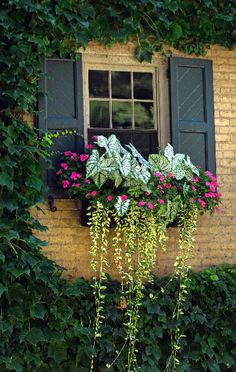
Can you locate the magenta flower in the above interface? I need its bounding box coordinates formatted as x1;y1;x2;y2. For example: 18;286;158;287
167;172;175;178
86;144;94;149
190;198;195;203
85;192;91;198
198;198;206;208
56;169;62;175
138;201;146;207
206;182;216;192
120;194;128;201
155;171;162;177
191;185;197;192
107;195;113;201
159;175;165;182
158;199;165;204
165;183;171;189
145;191;150;196
60;163;68;170
148;202;154;209
92;135;98;141
85;179;91;184
64;151;72;156
70;172;81;180
62;180;70;189
72;183;80;187
91;190;97;196
157;184;163;190
191;177;199;183
79;154;89;162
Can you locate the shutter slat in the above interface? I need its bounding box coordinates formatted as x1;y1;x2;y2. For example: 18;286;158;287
169;57;216;174
38;56;84;195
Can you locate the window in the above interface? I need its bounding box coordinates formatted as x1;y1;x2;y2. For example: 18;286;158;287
84;65;159;158
38;50;216;194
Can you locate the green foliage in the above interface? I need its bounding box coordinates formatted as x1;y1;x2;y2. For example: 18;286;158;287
0;251;236;371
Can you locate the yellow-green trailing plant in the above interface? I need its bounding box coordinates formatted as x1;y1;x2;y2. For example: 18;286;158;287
56;134;222;370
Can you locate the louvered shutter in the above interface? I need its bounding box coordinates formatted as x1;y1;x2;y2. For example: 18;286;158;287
169;57;216;174
38;56;84;195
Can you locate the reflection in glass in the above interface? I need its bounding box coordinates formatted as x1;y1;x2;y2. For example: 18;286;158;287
112;72;131;99
89;70;109;98
112;102;132;129
134;72;153;100
90;101;109;128
134;102;154;129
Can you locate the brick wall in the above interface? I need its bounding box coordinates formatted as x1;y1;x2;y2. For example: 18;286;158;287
33;44;236;280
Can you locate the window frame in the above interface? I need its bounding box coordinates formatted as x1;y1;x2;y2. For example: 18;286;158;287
82;56;170;149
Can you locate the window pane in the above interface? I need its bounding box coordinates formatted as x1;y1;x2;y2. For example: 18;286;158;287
112;102;132;129
134;72;153;100
90;101;109;128
134;102;154;129
89;70;109;98
112;72;131;99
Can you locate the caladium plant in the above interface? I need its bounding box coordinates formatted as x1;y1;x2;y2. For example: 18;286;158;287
56;135;221;218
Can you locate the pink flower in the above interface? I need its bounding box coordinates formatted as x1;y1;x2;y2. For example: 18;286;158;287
165;183;171;189
91;190;97;196
86;144;94;149
72;183;80;187
138;201;146;207
159;175;165;182
70;172;81;180
60;163;68;170
205;192;214;198
64;151;72;156
145;191;150;196
107;195;113;201
79;154;89;162
148;202;154;209
198;198;206;208
167;172;175;178
70;153;77;160
120;194;128;201
191;185;197;192
216;192;222;198
206;182;216;192
155;171;162;177
56;169;62;175
92;135;97;141
191;177;199;183
157;184;163;190
190;198;195;203
85;179;91;184
62;180;70;189
158;199;165;204
85;193;91;198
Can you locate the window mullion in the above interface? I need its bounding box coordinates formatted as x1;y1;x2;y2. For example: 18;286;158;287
131;71;135;129
109;71;112;128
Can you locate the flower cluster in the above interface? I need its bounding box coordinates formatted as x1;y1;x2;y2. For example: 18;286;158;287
56;143;222;215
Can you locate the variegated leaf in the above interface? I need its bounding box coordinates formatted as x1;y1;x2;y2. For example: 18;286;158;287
126;143;148;166
114;196;130;217
107;134;121;154
120;153;132;176
86;150;100;178
185;156;200;176
138;165;151;184
148;154;171;174
173;164;186;180
164;143;174;162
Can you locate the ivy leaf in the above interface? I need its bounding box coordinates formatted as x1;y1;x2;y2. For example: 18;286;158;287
171;24;183;39
22;328;46;346
0;173;13;190
48;343;67;363
30;304;47;319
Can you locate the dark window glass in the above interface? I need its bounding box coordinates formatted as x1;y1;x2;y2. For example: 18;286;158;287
134;72;153;100
134;102;154;129
112;72;131;99
89;70;109;98
90;101;109;128
112;102;132;129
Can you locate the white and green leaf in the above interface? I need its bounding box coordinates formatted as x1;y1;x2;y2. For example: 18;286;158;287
114;196;130;216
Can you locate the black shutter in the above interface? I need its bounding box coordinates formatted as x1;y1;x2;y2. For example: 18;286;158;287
38;56;84;195
169;57;216;174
